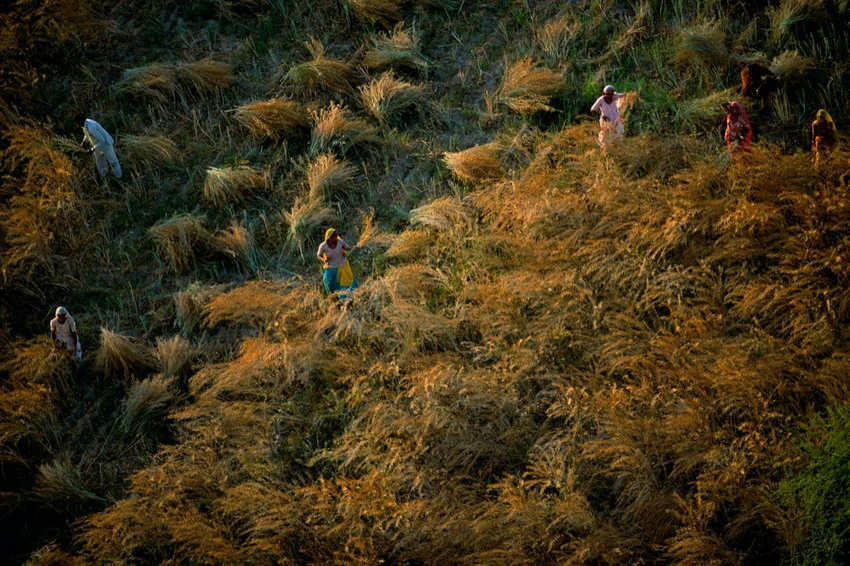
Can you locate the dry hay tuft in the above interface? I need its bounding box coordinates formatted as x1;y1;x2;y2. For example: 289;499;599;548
149;214;214;273
310;101;377;155
307;153;358;199
364;23;428;73
231;98;307;140
95;328;156;380
202;165;267;207
284;195;336;257
358;71;425;122
284;38;354;95
443;142;503;183
121;135;180;169
494;57;566;114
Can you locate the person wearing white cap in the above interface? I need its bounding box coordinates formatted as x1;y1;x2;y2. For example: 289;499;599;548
590;85;627;150
50;306;81;361
79;116;122;179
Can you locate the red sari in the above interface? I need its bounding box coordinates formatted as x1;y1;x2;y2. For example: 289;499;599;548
724;101;752;158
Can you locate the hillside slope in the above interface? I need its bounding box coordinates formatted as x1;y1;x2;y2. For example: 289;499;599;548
2;0;850;564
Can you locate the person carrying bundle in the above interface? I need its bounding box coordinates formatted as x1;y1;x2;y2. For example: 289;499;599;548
80;116;122;179
590;85;626;151
811;109;838;168
50;306;82;361
317;228;357;298
722;101;751;160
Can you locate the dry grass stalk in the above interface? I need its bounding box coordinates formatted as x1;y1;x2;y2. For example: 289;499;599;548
176;58;234;92
495;57;566;114
284;195;336;257
768;0;827;44
363;23;428;73
96;328;156;380
443;142;502;182
284;39;353;95
385;228;430;258
122;135;180;169
535;15;580;63
149;214;214;273
310;101;377;154
202;165;267;207
345;0;404;26
677;87;737;132
155;335;195;379
121;376;173;433
307;153;357;199
231;98;307;140
358;71;425;122
174;283;226;333
203;281;290;329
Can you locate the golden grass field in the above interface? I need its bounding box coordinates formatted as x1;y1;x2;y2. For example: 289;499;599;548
2;0;850;564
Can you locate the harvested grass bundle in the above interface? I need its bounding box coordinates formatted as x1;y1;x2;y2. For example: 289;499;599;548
344;0;404;26
34;454;104;508
117;59;233;100
155;335;195;380
284;195;336;257
121;376;173;433
149;214;214;273
95;328;156;380
770;50;815;81
202;165;267;207
231;98;307;140
677;87;737;132
213;222;259;270
363;24;428;73
122;135;180;169
310;101;377;155
174;283;226;333
386;228;430;258
307;153;357;199
494;57;566;114
673;22;727;70
410;196;471;233
358;71;425;122
443;142;502;183
204;281;289;329
769;0;827;44
284;39;353;95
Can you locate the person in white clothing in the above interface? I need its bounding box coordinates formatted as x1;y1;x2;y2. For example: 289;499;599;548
50;306;82;361
81;117;122;179
590;85;627;151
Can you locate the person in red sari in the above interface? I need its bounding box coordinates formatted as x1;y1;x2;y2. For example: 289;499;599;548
722;101;751;160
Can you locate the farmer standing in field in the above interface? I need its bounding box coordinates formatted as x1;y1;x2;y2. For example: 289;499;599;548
80;116;122;179
590;85;626;151
811;109;838;168
722;101;752;160
317;228;357;297
50;306;82;361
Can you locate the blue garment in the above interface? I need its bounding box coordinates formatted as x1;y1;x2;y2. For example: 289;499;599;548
323;266;340;293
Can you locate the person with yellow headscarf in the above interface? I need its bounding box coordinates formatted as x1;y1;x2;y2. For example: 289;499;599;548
317;228;357;295
812;109;838;167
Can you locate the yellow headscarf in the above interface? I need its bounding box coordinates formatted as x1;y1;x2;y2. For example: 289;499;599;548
324;228;337;241
814;109;836;130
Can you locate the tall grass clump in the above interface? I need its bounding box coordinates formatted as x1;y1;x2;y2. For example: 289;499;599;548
363;23;428;73
284;195;335;257
673;21;728;73
770;49;815;81
535;15;580;64
358;71;425;123
309;101;377;154
231;98;307;140
494;57;566;114
120;376;173;434
149;214;214;273
284;39;354;95
307;153;357;199
202;165;267;207
154;335;195;380
95;328;156;380
213;222;260;271
122;135;180;169
344;0;404;26
34;454;104;508
174;283;226;333
443;142;502;183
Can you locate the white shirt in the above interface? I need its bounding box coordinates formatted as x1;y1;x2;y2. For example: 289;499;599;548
590;94;625;125
317;238;350;268
50;315;78;348
83;119;114;150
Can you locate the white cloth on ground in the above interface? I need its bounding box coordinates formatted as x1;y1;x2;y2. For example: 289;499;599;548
317;238;351;268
